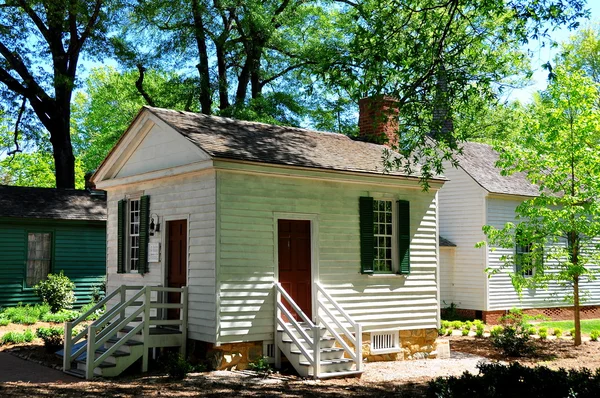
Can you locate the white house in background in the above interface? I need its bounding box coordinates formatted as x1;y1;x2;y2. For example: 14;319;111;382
83;99;445;379
438;142;600;323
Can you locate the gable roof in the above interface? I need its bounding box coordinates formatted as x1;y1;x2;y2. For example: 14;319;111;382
143;107;442;180
457;142;540;197
0;185;106;221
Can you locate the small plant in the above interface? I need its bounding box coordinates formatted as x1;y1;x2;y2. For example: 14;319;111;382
162;352;192;380
538;327;548;340
490;309;535;356
590;330;599;341
439;327;447;336
441;320;451;329
248;356;273;375
473;320;483;327
33;271;76;313
465;321;473;330
1;329;34;345
42;309;79;323
91;277;106;302
461;326;470;336
569;328;576;337
36;326;64;352
451;320;463;330
526;327;536;336
0;318;9;326
475;323;485;337
553;328;562;338
79;301;105;321
1;304;50;324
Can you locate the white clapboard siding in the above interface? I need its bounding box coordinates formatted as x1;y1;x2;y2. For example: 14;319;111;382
487;197;600;310
105;170;217;343
438;165;488;310
216;169;440;344
439;247;456;305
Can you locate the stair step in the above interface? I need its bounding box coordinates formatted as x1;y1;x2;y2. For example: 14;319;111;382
119;325;182;335
76;358;116;369
64;368;86;378
317;370;364;379
290;347;344;355
106;337;144;346
281;335;335;344
298;358;353;367
95;347;130;357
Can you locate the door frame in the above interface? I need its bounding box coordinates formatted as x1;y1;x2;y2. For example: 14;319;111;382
162;214;191;289
273;212;319;321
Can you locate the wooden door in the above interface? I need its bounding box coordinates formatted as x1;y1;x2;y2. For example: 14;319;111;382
278;219;312;320
167;220;187;320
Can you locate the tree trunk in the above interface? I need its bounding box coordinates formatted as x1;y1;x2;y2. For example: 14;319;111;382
191;0;212;114
215;39;230;110
48;113;75;189
574;275;582;346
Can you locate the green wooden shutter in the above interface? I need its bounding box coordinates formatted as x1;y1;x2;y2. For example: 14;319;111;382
117;200;126;274
359;196;374;274
139;195;150;274
397;200;410;274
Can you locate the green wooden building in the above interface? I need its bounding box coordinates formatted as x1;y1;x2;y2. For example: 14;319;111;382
0;185;107;308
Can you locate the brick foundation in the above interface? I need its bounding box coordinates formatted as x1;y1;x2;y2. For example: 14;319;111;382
344;328;438;362
453;305;600;324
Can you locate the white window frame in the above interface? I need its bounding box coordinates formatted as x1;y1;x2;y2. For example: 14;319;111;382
127;197;141;273
515;241;537;278
372;199;397;274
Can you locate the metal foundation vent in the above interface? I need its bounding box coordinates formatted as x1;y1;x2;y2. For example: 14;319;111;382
371;331;400;354
263;341;275;362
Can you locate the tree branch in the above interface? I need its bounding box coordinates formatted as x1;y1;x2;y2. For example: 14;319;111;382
16;0;51;44
259;61;314;88
135;64;156;107
7;96;26;159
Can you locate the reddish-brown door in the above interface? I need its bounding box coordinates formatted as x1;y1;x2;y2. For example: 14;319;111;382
278;219;312;320
167;220;187;320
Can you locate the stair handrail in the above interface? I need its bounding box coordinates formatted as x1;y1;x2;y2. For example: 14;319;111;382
274;283;321;376
85;286;149;379
315;282;362;372
63;286;125;371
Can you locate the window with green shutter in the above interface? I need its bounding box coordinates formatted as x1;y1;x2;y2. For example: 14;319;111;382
359;197;411;275
118;195;150;274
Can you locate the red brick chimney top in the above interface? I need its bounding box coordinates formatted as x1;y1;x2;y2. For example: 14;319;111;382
358;96;399;146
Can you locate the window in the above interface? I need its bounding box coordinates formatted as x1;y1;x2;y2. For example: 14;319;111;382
515;232;541;277
129;199;140;272
118;195;150;274
373;200;394;272
359;197;410;274
26;232;52;287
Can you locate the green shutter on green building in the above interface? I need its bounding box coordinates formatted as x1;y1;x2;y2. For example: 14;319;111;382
117;200;126;274
139;195;150;274
397;200;410;274
359;196;374;274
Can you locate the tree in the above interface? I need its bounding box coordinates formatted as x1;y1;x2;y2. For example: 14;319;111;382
0;0;112;188
480;66;600;346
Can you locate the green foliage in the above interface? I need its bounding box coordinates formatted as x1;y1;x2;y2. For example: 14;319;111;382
1;304;50;324
538;327;548;340
553;328;563;338
1;329;34;345
427;362;600;398
537;319;600;335
0;318;9;326
248;356;273;375
79;301;105;321
36;326;64;351
461;326;470;336
441;302;473;322
590;330;599;341
475;323;485;338
526;327;536;336
490;309;535;356
41;310;79;323
451;321;463;330
570;328;576;337
439;327;448;336
33;272;76;313
490;326;503;339
162;352;192;380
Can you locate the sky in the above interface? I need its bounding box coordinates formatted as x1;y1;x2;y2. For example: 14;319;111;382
508;2;600;103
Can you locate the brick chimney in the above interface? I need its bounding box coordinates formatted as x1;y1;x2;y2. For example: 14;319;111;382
358;96;399;146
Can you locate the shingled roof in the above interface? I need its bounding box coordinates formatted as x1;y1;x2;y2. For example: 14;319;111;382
457;142;540;197
0;185;106;221
145;107;442;180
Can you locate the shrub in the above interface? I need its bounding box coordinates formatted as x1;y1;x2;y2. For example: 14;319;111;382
465;321;473;330
590;330;599;341
0;318;9;326
248;356;273;375
553;328;562;338
441;320;451;329
42;309;79;323
526;327;536;336
33;272;76;313
475;323;485;338
451;321;463;330
162;352;192;380
79;301;105;321
490;309;535;356
538;327;548;340
427;362;600;398
36;326;64;352
490;325;503;338
439;327;447;336
1;329;34;345
462;326;470;336
569;328;576;337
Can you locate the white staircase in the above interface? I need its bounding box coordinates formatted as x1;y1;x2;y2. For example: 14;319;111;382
274;282;363;379
61;285;188;379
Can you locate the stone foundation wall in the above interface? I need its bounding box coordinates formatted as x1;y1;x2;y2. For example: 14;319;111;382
344;328;438;362
205;341;263;371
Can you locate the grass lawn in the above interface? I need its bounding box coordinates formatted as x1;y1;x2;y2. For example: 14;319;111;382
535;319;600;334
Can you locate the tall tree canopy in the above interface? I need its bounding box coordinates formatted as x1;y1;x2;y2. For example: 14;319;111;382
0;0;591;188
